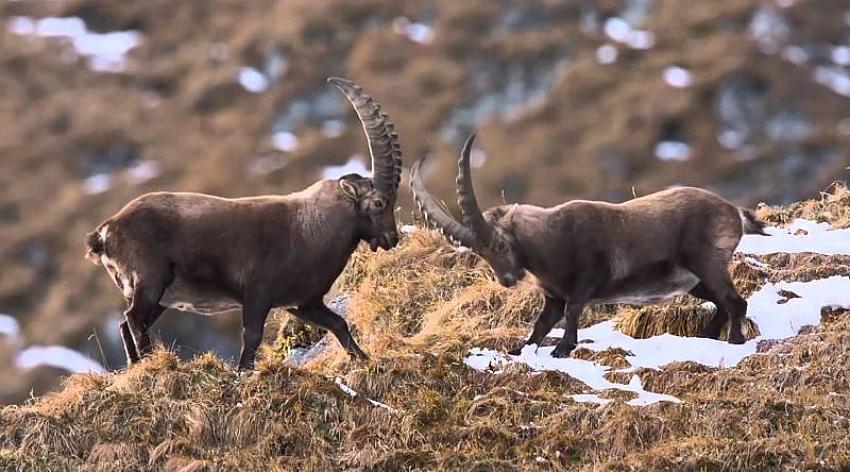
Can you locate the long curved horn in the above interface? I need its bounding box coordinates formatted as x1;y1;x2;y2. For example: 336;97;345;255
456;134;493;245
327;77;402;197
410;156;476;248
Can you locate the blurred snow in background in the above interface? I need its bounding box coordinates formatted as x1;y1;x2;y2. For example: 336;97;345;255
8;16;141;72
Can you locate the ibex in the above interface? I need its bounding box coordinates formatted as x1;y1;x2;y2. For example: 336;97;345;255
85;78;402;370
411;134;768;358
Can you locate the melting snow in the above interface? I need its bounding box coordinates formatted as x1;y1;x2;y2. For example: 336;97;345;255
737;219;850;256
663;66;692;88
321;154;369;180
603;17;655;50
8;16;141;72
335;377;394;410
16;345;105;373
596;44;618;65
654;140;691;161
271;131;299;152
0;314;21;341
749;6;790;54
126;159;162;185
392;17;434;45
781;45;809;65
466;219;850;406
831;46;850;66
813;66;850;97
83;173;112;194
466;277;850;406
238;67;269;93
320;119;347;139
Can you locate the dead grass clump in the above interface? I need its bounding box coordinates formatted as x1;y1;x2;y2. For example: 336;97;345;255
572;347;633;369
758;183;850;228
729;256;772;297
342;230;496;347
614;302;760;341
83;442;147;471
760;253;850;283
597;389;638;402
604;371;635;385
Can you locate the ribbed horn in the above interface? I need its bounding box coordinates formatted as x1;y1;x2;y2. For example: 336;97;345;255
410;156;476;248
327;77;401;197
456;134;493;245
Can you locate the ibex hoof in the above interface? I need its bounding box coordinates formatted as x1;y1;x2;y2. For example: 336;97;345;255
349;350;370;361
727;332;746;345
550;343;575;358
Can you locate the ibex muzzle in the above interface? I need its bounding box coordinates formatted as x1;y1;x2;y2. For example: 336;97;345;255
411;134;768;358
86;78;403;370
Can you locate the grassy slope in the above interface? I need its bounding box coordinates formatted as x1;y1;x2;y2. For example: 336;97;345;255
1;186;849;471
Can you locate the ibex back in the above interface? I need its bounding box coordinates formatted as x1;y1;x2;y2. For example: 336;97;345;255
411;134;768;358
86;78;402;370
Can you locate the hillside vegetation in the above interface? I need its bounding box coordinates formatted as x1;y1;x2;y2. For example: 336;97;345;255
2;0;850;396
1;186;849;471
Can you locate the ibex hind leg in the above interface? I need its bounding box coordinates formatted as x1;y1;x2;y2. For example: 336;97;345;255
683;257;747;345
690;282;729;340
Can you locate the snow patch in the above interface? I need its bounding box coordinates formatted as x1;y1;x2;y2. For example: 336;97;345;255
8;16;141;72
654;141;691;161
603;17;655;50
238;67;269;93
392;17;434;45
335;377;394;411
271;131;299;152
663;66;692;88
813;66;850;97
126;159;161;185
737;219;850;255
321;154;369;180
16;345;105;373
83;173;112;194
0;314;21;341
596;44;618;65
466;276;850;406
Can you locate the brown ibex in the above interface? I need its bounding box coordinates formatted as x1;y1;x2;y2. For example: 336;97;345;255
85;78;402;370
411;134;768;358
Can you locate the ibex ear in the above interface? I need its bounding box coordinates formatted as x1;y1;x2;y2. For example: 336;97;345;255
339;179;361;201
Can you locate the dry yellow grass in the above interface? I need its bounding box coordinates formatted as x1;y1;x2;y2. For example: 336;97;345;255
2;186;850;470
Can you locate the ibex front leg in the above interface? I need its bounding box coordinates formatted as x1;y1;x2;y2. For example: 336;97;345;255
291;301;368;360
238;298;272;371
551;301;586;358
508;295;566;355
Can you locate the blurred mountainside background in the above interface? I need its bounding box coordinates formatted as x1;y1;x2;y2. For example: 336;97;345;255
0;0;848;403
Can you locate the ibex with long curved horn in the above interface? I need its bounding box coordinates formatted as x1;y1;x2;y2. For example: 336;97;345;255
85;78;402;370
411;134;767;358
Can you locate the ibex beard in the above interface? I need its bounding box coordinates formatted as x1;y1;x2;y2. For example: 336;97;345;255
85;78;402;370
411;134;769;359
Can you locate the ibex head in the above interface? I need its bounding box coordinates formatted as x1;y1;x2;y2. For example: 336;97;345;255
411;135;526;287
329;77;402;251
